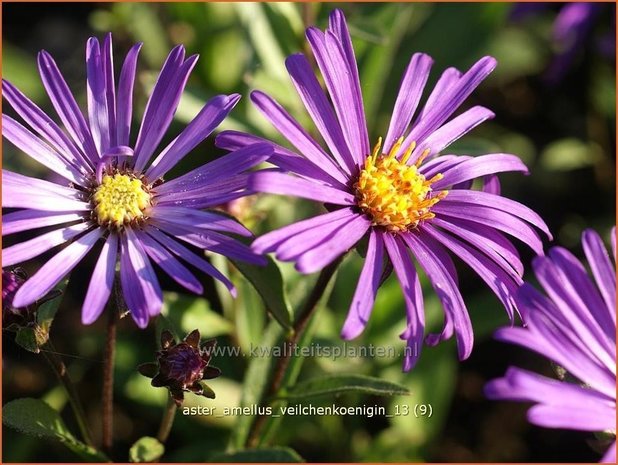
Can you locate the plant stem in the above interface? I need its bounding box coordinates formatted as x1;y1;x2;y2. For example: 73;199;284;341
101;306;117;453
42;341;94;446
246;257;342;447
157;395;178;444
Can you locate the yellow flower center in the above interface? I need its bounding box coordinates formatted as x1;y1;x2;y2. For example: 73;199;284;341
354;137;447;232
92;173;151;228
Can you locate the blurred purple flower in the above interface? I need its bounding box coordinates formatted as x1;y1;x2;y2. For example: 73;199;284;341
511;2;613;82
2;34;271;328
217;9;551;371
2;269;25;324
485;228;616;463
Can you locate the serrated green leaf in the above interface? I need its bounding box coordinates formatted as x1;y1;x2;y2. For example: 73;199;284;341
211;447;304;463
281;374;410;401
129;436;165;463
2;398;109;462
232;257;292;330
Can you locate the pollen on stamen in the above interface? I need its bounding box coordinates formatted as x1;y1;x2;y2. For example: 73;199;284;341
92;172;152;229
354;137;447;232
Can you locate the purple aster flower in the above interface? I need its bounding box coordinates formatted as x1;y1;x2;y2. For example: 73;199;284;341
511;2;613;82
216;9;552;371
2;34;272;328
485;228;616;463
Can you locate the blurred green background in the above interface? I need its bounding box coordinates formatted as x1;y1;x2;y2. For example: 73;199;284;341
2;2;615;462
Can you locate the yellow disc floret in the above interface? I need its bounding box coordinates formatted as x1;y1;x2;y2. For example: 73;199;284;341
92;173;151;228
354;137;447;232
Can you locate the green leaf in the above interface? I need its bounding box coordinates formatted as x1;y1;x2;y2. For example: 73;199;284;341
211;447;304;463
163;292;233;338
231;257;292;330
15;328;40;353
129;436;165;463
280;374;410;401
540;138;603;172
2;398;109;462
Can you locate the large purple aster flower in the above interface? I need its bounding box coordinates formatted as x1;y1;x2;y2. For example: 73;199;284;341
216;9;551;370
2;34;271;328
485;228;616;463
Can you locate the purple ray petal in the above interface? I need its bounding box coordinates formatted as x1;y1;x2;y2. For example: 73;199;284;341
502;290;615;398
116;42;142;147
433;200;546;255
432;216;523;277
252;207;357;254
2;114;88;185
146;93;241;180
134;47;198;171
548;246;616;341
2;210;84;236
82;233;117;324
86;37;111;154
412;106;494;159
37;50;99;162
383;233;425;371
3;170;89;211
402;56;496;154
403;231;473;360
145;225;236;297
120;236;148;328
157;141;273;194
2;79;93;171
12;227;102;308
2;222;91;266
155;174;252;208
248;170;355;205
149;206;252;237
306;27;368;164
422;223;520;320
528;404;615;432
418;67;462;121
102;33;117;147
384;53;433;153
275;208;365;262
431;153;528;190
135;230;203;294
442;190;551;238
150;219;266;266
534;252;615;362
250;90;349;184
215;130;347;189
482;174;501;194
485;367;613;410
582;229;616;319
295;214;371;274
341;230;384;340
285;53;355;174
327;9;369;159
123;229;163;320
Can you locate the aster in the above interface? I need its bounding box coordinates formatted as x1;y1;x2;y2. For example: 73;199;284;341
485;228;616;463
216;9;551;370
2;34;271;328
138;329;220;406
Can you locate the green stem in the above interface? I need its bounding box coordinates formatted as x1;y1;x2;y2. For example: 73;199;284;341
42;341;95;447
101;305;117;453
157;395;178;444
245;257;342;448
